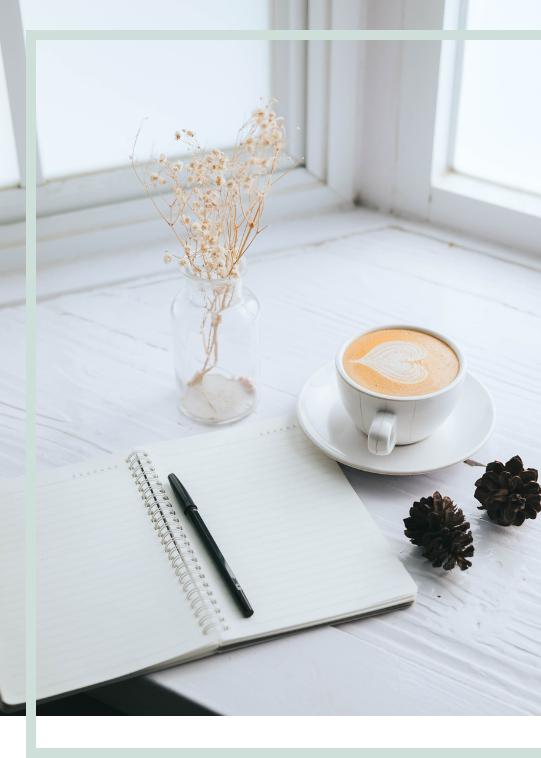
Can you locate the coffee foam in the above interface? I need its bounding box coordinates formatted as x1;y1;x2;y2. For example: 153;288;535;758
342;328;459;397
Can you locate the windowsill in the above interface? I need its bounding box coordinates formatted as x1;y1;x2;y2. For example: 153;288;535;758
429;171;541;256
0;168;351;274
432;171;541;219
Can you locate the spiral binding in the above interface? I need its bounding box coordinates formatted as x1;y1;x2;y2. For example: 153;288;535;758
126;450;228;636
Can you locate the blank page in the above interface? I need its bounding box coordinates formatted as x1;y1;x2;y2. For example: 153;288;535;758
35;454;217;702
0;477;25;707
147;415;417;646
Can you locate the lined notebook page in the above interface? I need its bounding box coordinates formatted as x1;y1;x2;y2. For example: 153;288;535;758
35;454;217;702
147;415;417;646
0;477;25;707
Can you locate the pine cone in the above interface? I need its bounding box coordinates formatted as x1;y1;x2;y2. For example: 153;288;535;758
474;455;541;526
404;492;474;571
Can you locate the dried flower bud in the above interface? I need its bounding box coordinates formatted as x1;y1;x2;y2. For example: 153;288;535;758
178;258;187;266
174;131;181;140
186;130;195;138
164;253;172;264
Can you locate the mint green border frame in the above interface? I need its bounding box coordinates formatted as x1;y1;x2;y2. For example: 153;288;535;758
26;27;541;756
30;747;539;758
27;747;539;758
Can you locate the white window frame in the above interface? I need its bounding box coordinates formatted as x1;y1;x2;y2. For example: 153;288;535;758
431;0;541;255
3;0;537;273
0;0;362;272
0;0;27;271
355;0;541;256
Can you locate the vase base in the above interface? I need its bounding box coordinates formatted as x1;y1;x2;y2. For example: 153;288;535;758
178;374;257;425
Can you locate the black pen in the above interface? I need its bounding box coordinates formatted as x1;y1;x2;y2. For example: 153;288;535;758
168;473;254;618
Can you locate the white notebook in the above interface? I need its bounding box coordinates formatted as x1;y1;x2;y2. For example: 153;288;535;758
0;415;416;708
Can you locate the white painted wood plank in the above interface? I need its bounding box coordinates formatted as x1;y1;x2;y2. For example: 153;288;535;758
0;305;26;478
2;209;540;714
94;623;529;716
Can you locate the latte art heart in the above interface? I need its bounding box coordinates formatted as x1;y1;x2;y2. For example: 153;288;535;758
343;328;460;397
351;341;428;384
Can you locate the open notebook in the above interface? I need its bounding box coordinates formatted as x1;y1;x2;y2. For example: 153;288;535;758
0;415;416;708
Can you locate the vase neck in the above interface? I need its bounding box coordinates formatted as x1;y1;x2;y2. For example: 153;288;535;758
183;268;245;306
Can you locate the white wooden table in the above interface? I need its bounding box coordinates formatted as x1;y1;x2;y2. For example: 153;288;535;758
3;208;540;715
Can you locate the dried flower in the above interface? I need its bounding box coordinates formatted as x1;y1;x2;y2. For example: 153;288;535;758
164;253;172;264
131;100;299;285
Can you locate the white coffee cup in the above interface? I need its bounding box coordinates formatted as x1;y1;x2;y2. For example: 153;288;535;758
335;325;467;456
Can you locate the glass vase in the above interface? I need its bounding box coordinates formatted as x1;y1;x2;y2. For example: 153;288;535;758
171;258;260;424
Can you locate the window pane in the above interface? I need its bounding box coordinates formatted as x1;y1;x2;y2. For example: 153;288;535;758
453;2;541;196
34;39;271;180
20;0;269;30
0;43;20;188
466;0;541;29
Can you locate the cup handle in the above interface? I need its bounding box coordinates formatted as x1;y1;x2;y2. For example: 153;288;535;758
368;411;397;455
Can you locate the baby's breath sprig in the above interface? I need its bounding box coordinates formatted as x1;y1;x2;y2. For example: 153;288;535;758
131;100;300;280
132;103;300;394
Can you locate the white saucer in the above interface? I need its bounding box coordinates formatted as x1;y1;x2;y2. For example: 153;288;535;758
297;363;495;475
